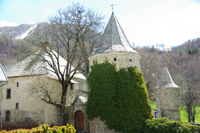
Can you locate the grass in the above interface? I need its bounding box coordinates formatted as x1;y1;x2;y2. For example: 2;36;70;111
150;101;200;123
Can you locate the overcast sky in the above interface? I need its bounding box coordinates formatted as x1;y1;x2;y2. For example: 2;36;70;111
1;0;200;48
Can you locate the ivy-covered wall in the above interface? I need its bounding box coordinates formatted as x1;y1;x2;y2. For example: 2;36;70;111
86;60;153;133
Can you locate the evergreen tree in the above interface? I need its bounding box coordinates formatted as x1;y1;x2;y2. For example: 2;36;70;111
179;50;183;56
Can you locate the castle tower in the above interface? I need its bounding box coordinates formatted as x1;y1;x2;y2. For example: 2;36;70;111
88;13;141;70
157;67;180;121
88;13;142;133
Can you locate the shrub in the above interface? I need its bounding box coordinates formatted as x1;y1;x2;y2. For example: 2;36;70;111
0;124;76;133
144;117;200;133
86;60;153;133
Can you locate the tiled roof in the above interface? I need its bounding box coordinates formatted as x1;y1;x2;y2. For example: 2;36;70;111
4;51;86;80
91;14;138;55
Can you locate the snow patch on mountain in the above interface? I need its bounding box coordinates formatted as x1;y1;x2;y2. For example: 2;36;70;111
0;21;19;27
15;25;36;39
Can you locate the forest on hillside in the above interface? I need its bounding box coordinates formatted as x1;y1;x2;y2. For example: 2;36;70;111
0;32;200;123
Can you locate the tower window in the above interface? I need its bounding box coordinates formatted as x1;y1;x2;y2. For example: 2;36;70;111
6;88;11;99
114;58;117;61
130;59;132;62
16;82;19;87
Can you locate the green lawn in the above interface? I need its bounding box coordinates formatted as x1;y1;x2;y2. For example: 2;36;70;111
150;101;200;123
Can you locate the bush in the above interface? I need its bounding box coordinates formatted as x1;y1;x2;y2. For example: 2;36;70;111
0;124;76;133
144;117;200;133
86;60;153;133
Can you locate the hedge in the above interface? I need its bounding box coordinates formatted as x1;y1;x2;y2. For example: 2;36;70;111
144;117;200;133
0;124;76;133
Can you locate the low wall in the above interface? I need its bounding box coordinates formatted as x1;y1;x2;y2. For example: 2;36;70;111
0;124;36;131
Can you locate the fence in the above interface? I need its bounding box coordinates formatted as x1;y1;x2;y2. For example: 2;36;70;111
0;124;36;131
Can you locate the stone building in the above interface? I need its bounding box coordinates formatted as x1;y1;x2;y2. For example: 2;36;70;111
88;12;142;133
156;66;180;121
0;51;88;127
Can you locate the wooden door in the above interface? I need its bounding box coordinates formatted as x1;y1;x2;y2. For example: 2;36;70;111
75;110;84;132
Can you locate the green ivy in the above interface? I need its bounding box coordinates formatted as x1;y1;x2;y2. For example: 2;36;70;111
86;60;153;133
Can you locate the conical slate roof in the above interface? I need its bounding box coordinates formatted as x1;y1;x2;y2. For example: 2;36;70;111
160;67;179;88
91;13;138;55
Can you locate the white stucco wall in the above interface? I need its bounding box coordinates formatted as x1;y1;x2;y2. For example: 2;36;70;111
0;75;87;125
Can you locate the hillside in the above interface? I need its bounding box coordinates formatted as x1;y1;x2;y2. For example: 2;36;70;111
0;24;35;39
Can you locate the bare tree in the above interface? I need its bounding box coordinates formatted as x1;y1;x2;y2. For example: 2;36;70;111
179;55;200;123
136;48;163;100
26;3;104;125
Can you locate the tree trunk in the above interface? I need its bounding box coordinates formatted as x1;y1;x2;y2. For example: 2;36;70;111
192;105;196;123
58;106;66;126
187;105;192;123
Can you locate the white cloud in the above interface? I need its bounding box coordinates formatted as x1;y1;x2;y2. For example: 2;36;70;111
0;20;19;27
115;0;200;47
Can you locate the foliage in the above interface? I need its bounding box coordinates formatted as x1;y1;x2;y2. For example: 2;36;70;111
0;124;76;133
144;117;200;133
86;60;153;133
179;50;183;56
188;48;198;55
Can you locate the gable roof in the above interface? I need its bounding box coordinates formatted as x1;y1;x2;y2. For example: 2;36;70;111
71;95;87;106
160;67;179;88
0;64;8;82
4;50;86;80
91;13;138;55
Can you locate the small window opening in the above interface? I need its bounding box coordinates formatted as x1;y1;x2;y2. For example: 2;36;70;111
16;82;19;87
6;89;11;99
16;103;19;109
130;59;132;62
114;58;117;61
5;111;10;121
70;83;73;90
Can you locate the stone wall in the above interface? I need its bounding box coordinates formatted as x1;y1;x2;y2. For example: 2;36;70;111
88;51;141;71
1;109;44;125
156;87;180;121
89;117;118;133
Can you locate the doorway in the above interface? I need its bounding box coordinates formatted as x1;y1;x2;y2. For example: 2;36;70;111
75;110;84;133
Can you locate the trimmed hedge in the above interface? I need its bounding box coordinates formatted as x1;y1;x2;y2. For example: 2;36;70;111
0;124;76;133
144;117;200;133
86;60;153;133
